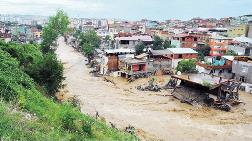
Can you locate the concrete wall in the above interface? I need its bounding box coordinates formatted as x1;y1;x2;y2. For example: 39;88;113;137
228;45;252;56
232;60;252;83
115;40;140;49
171;59;183;69
196;65;232;79
171;39;181;48
247;23;252;39
227;24;249;37
209;39;229;56
100;56;109;75
167;54;198;59
147;60;172;72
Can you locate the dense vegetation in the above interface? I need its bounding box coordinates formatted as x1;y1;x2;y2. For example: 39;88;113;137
195;45;211;61
226;50;238;56
135;42;145;55
0;11;137;141
0;41;63;96
78;30;101;63
152;35;174;50
176;59;198;73
41;10;70;54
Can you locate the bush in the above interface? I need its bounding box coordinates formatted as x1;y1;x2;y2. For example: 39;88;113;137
28;52;64;96
176;59;197;73
0;42;64;97
135;42;145;55
0;14;137;141
202;80;212;88
195;45;211;61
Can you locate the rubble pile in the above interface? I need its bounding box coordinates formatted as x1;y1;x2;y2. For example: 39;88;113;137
125;125;135;134
137;78;162;92
163;78;178;89
128;72;152;82
162;68;174;75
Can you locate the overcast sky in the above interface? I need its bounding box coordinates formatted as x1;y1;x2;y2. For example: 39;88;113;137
0;0;251;20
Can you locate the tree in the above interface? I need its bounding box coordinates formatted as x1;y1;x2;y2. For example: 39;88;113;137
163;39;172;49
104;35;111;48
28;52;64;96
195;45;211;61
176;59;197;73
104;35;110;43
135;42;145;55
79;30;100;63
226;50;238;56
41;10;69;53
152;35;163;50
39;10;69;96
36;24;43;30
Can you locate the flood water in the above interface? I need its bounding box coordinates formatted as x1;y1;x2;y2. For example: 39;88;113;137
56;37;252;141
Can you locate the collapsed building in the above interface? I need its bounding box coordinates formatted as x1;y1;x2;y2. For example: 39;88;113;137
100;49;135;75
167;73;242;111
119;58;149;78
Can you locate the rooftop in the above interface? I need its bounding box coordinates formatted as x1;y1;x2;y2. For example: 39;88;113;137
210;35;231;40
172;73;228;88
233;36;252;44
122;58;147;64
115;35;153;41
105;49;135;54
167;48;198;54
150;49;171;56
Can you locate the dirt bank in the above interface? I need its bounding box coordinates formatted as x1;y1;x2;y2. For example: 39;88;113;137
56;37;252;141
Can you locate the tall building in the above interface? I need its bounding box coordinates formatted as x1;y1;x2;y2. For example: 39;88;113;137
208;35;231;56
227;24;249;37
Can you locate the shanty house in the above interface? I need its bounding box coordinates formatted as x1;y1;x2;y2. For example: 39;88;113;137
165;48;198;68
172;34;199;48
114;35;153;49
148;49;172;73
208;35;232;56
196;56;234;79
100;49;135;75
232;56;252;93
228;36;252;56
119;58;148;78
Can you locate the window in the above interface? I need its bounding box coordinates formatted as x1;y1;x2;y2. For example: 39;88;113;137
120;40;129;44
240;76;246;82
178;54;182;58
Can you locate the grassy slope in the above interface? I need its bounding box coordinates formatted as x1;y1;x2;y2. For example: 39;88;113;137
0;44;137;141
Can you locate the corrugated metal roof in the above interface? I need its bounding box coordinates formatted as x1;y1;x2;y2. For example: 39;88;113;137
222;56;234;61
122;58;147;64
105;49;135;54
167;48;198;54
115;35;153;41
150;50;171;56
233;36;252;44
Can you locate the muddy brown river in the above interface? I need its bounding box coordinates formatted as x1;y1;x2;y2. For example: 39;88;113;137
56;37;252;141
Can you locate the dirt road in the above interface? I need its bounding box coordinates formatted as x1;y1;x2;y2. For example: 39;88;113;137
56;37;252;141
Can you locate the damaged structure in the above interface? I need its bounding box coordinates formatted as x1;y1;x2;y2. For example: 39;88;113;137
119;58;149;78
100;49;135;75
167;73;242;111
196;56;234;79
232;56;252;93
